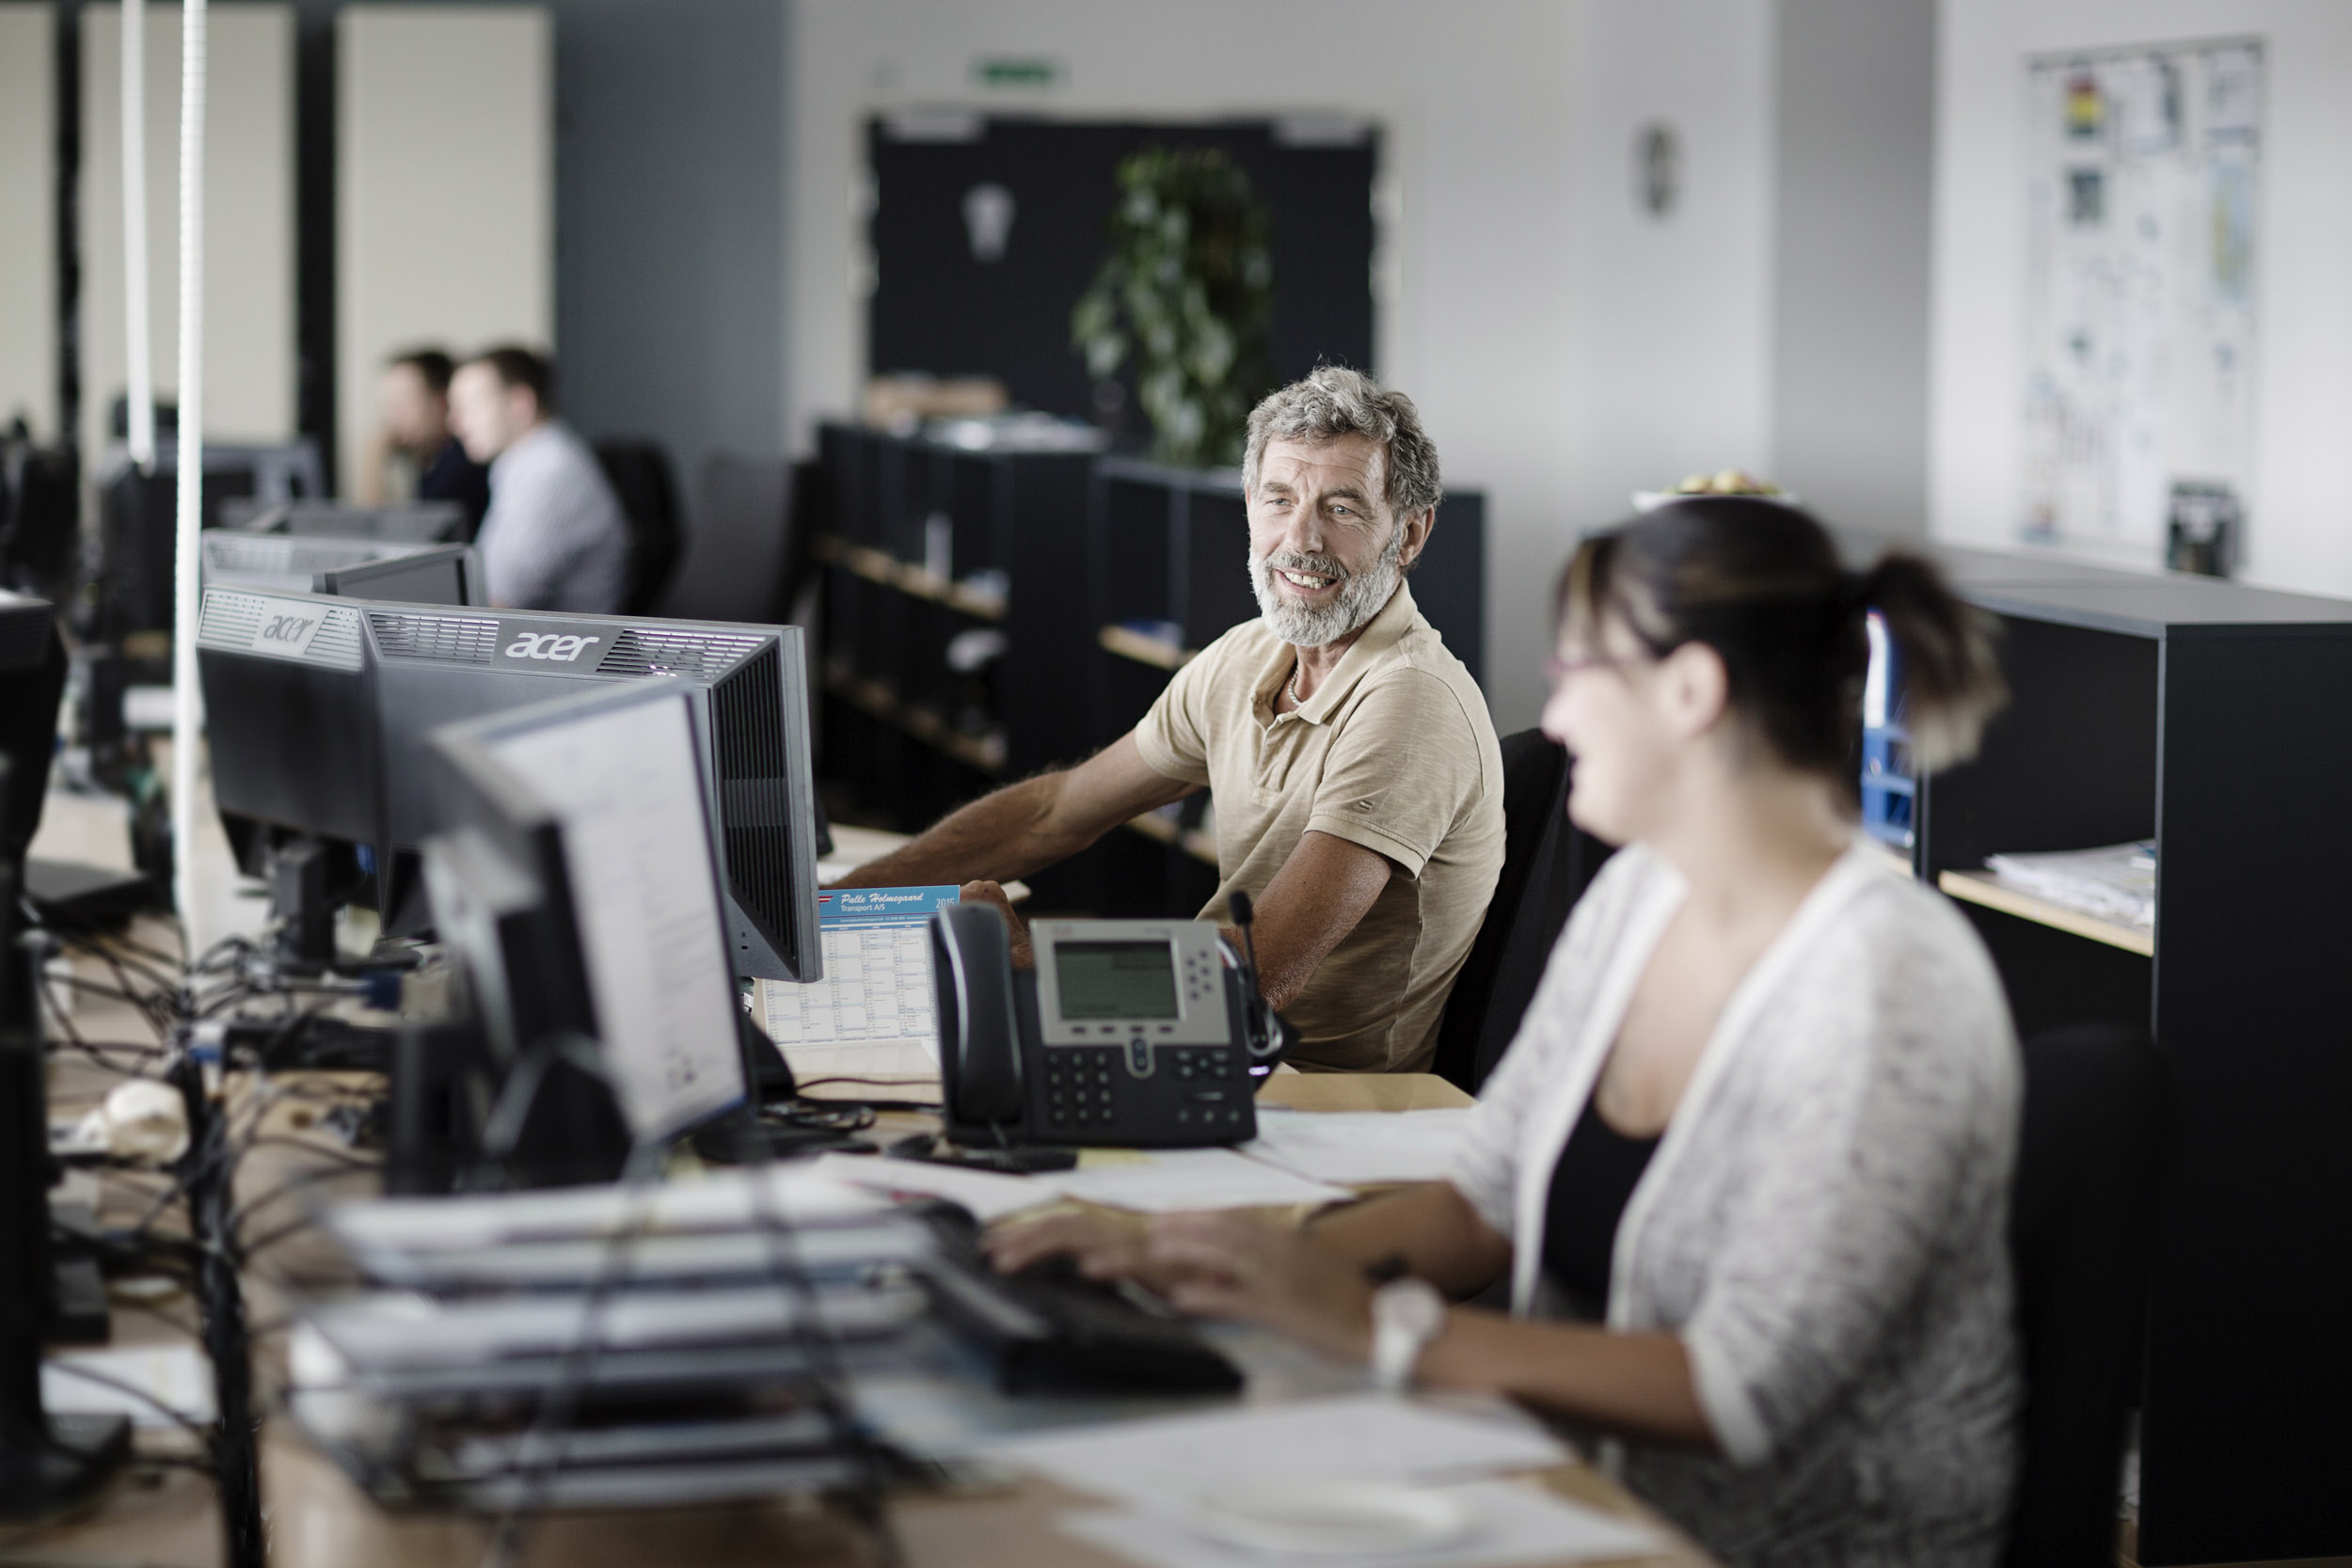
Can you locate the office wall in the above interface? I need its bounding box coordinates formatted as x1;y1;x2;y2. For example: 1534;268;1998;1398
336;5;550;495
81;2;297;461
0;4;56;440
1564;0;1779;538
553;0;785;492
1774;0;1936;537
1931;0;2352;594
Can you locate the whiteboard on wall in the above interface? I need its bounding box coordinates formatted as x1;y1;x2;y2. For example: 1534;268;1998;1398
0;4;56;440
80;3;296;462
2021;40;2262;557
337;5;551;498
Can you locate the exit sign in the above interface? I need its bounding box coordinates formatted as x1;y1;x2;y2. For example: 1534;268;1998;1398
973;56;1060;88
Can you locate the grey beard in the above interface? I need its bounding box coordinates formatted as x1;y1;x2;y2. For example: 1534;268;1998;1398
1248;528;1405;648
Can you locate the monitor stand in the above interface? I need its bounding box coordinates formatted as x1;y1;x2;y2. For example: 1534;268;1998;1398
1;937;128;1515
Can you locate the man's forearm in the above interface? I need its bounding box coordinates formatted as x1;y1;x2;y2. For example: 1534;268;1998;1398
831;774;1087;889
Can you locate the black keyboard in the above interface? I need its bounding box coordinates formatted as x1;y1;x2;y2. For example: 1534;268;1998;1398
914;1205;1243;1397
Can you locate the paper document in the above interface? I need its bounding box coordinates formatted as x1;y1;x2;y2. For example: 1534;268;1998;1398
979;1393;1571;1509
44;1345;216;1428
808;1152;1065;1223
1058;1479;1660;1568
759;887;960;1082
1982;840;2156;928
1055;1147;1352;1213
1243;1108;1476;1186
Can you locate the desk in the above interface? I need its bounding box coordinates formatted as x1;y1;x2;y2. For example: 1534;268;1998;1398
21;910;1713;1567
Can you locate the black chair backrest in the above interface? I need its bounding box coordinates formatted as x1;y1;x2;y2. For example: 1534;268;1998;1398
655;454;798;625
2005;1023;2167;1568
1430;728;1573;1092
593;439;682;616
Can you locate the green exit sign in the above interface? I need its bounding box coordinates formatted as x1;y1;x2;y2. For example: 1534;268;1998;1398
974;56;1060;88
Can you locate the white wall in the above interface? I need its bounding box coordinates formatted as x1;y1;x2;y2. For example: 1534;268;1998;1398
0;4;56;440
785;0;1787;731
1564;0;1779;538
1932;0;2352;593
337;5;550;496
81;3;296;461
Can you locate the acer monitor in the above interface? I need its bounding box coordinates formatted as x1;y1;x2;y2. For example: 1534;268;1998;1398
199;530;485;605
191;589;825;984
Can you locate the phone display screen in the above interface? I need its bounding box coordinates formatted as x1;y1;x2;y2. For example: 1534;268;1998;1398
1053;940;1180;1019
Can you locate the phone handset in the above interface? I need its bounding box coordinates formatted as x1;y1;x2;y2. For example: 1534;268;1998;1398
930;900;1025;1131
1224;891;1295;1078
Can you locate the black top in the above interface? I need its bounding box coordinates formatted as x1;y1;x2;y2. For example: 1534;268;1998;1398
418;436;492;536
1541;1096;1662;1314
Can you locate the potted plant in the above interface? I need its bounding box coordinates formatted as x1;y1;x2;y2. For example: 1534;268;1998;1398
1071;147;1274;468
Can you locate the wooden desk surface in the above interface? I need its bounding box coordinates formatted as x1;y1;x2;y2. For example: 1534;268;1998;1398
23;932;1711;1568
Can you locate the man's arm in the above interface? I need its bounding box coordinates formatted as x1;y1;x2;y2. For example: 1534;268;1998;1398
831;732;1195;891
1223;830;1392;1011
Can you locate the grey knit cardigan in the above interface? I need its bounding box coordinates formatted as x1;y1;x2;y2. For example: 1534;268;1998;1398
1450;840;2022;1567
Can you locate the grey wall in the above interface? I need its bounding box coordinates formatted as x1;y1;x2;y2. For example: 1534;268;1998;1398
551;0;784;499
294;0;785;503
1772;0;1936;538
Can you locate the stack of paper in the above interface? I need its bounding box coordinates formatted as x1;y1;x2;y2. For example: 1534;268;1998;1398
1982;841;2156;928
979;1395;1659;1568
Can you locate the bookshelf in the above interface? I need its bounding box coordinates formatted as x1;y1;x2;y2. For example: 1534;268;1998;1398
1868;538;2352;1566
811;423;1095;833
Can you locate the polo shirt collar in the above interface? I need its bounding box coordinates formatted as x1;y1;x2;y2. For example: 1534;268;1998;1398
1261;580;1420;727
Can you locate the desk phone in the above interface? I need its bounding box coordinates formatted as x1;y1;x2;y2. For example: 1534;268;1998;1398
930;903;1290;1148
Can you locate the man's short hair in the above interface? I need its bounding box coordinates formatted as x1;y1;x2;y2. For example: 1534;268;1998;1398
466;345;556;413
388;347;455;395
1241;366;1442;521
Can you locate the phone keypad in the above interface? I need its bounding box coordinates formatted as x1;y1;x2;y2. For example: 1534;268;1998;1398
1037;1045;1249;1136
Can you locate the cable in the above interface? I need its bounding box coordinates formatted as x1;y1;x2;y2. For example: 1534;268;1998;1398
733;1118;907;1568
474;1135;669;1568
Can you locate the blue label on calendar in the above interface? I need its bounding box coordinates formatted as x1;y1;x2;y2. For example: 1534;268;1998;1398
815;886;961;927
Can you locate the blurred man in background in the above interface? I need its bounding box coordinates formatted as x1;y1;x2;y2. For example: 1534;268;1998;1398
355;347;491;533
447;346;631;613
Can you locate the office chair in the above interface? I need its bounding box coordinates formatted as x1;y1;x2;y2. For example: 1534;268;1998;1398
1430;729;1580;1093
2004;1022;2167;1568
654;454;798;625
593;439;683;615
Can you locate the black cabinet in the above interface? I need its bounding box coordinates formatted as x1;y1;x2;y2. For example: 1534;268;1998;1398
1884;541;2352;1566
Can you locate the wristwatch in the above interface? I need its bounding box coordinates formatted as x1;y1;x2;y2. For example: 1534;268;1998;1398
1369;1276;1447;1393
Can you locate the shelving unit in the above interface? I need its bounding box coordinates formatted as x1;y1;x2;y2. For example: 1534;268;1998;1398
1863;537;2352;1566
1934;868;2153;956
812;422;1095;835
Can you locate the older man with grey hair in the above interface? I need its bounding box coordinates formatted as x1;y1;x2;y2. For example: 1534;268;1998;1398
839;367;1502;1071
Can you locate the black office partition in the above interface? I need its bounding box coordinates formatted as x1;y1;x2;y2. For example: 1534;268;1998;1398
1904;558;2352;1565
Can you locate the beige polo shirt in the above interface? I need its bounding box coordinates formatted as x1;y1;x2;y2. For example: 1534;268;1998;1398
1133;582;1504;1071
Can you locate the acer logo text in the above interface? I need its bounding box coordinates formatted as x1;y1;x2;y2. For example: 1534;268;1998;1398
504;633;603;662
261;615;316;644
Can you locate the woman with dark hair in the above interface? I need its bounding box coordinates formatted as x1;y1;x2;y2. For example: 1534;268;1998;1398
991;499;2020;1566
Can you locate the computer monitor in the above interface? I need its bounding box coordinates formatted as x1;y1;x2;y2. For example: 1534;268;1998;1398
199;530;485;605
95;436;329;641
424;680;750;1150
190;589;824;983
0;592;66;867
219;499;469;545
359;602;822;982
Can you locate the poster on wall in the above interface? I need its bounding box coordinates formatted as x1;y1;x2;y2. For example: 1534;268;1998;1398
2021;40;2262;567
